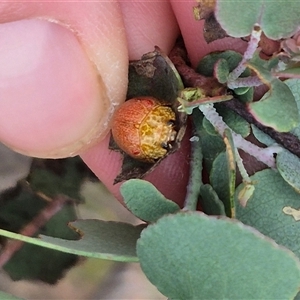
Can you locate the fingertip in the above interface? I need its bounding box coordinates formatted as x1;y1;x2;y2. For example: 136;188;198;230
120;1;180;59
0;3;129;158
81;127;191;207
144;131;191;206
0;19;110;157
80;133;124;201
170;0;247;66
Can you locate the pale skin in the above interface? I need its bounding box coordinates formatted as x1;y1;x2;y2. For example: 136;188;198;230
0;1;246;206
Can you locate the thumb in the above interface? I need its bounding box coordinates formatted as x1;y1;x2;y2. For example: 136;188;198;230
0;2;128;158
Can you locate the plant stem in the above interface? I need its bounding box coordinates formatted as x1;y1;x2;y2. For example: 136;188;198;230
169;41;226;97
228;25;262;82
0;195;69;268
227;76;263;89
199;103;278;168
234;148;251;183
170;42;300;160
183;133;203;211
222;98;300;158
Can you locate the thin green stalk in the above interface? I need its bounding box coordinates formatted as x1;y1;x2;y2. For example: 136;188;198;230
183;134;203;211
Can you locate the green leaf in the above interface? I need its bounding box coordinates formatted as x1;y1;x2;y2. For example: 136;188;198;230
295;291;300;300
203;105;250;138
210;129;236;218
196;50;244;77
202;116;218;136
248;64;299;131
210;152;234;217
276;149;300;193
193;109;226;171
196;50;253;103
285;78;300;139
0;189;79;283
199;184;226;216
237;86;254;103
0;187;45;232
120;179;180;222
217;104;250;137
249;51;280;71
233;86;250;95
137;212;300;300
216;0;300;39
0;220;145;262
3;205;78;284
214;58;229;84
251;124;275;146
236;169;300;259
0;291;24;300
29;158;84;201
224;129;237;214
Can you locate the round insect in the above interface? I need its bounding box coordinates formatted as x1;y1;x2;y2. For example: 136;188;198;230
111;97;177;163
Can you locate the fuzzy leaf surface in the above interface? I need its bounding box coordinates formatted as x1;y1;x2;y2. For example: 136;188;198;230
276;150;300;193
193;109;225;172
196;50;243;77
210;151;235;217
251;125;275;146
248;63;298;132
236;169;300;259
203;105;250;138
285;78;300;139
29;158;84;201
0;220;145;262
199;184;226;216
216;0;300;39
120;179;180;222
214;58;229;83
137;212;300;300
0;189;78;283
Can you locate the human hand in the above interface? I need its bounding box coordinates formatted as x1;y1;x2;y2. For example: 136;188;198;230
0;1;246;206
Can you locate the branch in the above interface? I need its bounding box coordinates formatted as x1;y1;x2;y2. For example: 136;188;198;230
170;41;300;159
222;99;300;158
0;195;70;268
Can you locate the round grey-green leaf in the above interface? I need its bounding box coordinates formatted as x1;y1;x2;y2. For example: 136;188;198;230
216;0;300;39
137;212;300;300
120;179;180;222
277;150;300;192
248;77;299;132
0;220;145;262
236;169;300;260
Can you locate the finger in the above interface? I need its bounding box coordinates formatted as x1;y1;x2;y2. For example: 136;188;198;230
81;129;191;207
170;0;247;66
0;2;128;157
119;1;180;60
81;2;190;205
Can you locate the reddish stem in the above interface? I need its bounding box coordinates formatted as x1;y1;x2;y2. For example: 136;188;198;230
169;41;226;97
170;41;300;159
0;195;69;268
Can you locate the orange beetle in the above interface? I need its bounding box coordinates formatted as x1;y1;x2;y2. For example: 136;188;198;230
111;97;177;163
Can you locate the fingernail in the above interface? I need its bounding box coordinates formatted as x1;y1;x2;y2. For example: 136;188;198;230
0;19;111;158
